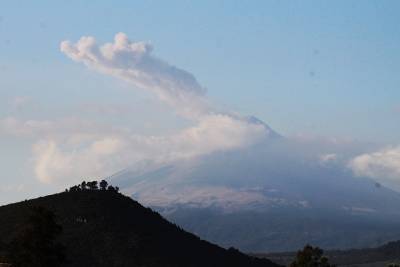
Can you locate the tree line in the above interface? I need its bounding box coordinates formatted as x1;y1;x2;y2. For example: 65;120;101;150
66;180;119;193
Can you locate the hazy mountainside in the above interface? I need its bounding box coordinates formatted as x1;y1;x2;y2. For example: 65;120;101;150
259;240;400;266
162;207;400;253
0;190;279;267
111;136;400;252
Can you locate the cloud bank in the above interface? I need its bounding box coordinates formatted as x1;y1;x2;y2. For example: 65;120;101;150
28;115;268;184
350;146;400;189
0;32;275;184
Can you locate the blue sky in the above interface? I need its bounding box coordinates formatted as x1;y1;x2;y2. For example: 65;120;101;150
0;1;399;203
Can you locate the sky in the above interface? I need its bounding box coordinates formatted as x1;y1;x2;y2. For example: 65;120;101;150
0;0;399;203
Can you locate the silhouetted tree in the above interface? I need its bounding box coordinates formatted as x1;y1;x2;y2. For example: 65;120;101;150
87;181;98;190
290;244;335;267
7;206;65;267
81;181;87;190
107;185;115;191
107;185;120;193
99;180;108;190
69;185;80;192
67;180;120;194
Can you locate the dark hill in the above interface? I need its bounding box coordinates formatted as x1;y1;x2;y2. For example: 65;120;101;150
0;189;280;267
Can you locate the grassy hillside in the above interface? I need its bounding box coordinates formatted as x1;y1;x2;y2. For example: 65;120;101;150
0;189;280;267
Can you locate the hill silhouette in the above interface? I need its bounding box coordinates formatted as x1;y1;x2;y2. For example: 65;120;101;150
0;184;280;267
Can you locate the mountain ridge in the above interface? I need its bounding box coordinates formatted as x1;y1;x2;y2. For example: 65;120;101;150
0;188;280;267
111;140;400;252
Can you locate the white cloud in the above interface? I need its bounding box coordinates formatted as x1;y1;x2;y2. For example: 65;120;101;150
349;146;400;189
0;117;53;136
0;116;119;139
319;153;337;164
